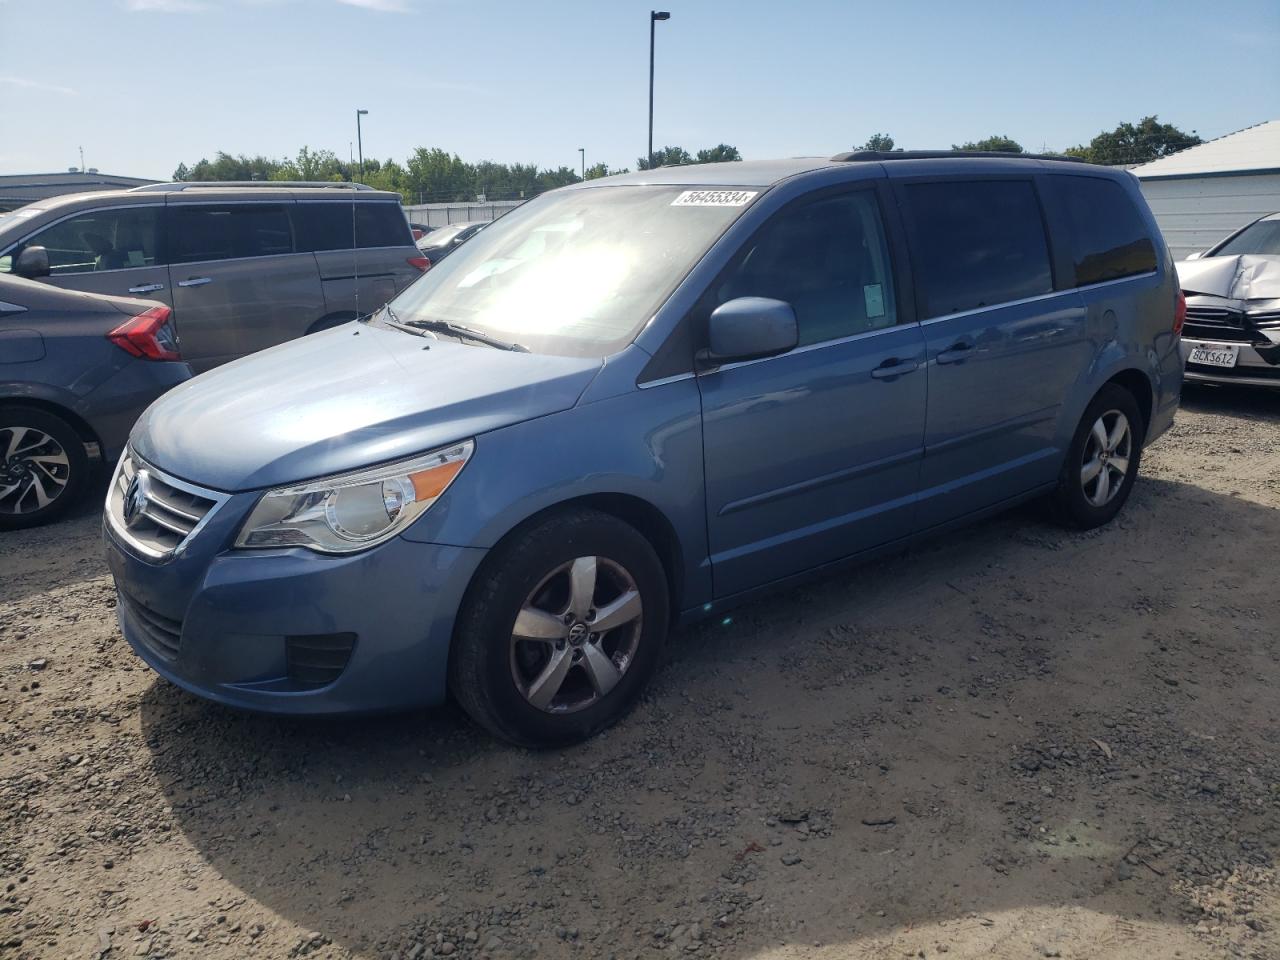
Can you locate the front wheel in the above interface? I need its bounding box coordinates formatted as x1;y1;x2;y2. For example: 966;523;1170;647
1049;384;1145;530
450;508;670;747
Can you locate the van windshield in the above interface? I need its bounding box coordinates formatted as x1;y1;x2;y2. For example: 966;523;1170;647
386;185;759;357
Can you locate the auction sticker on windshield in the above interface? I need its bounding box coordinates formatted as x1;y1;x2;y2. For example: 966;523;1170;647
671;190;758;207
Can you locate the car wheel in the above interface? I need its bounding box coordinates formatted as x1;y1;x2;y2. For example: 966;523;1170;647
450;508;670;747
0;407;90;530
1050;383;1145;530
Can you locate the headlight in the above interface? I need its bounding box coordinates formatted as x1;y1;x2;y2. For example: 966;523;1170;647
234;440;473;554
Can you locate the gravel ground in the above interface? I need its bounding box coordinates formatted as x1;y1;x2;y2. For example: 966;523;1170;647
2;384;1277;960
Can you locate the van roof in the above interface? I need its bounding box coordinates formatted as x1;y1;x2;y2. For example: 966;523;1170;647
585;152;1108;189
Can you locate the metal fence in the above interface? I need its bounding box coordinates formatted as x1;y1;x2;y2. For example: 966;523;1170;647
403;200;525;228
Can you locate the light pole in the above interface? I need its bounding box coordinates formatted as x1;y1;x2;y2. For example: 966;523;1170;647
579;147;585;181
355;108;368;181
648;11;670;169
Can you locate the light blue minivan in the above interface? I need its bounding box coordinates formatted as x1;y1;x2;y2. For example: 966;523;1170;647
105;153;1184;745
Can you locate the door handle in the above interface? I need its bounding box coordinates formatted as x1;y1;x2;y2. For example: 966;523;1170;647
128;283;165;294
870;357;920;380
177;277;212;288
935;341;973;365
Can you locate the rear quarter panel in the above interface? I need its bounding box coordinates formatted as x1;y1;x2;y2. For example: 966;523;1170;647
1046;173;1182;452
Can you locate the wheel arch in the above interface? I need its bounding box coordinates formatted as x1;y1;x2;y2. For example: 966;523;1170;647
1103;367;1154;439
468;492;687;617
0;394;102;454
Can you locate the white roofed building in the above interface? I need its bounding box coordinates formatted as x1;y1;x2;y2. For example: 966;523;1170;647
1131;121;1280;259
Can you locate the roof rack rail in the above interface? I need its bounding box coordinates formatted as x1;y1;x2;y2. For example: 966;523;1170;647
830;150;1086;164
128;180;376;193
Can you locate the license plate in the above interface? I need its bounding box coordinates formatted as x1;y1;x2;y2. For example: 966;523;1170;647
1188;343;1239;368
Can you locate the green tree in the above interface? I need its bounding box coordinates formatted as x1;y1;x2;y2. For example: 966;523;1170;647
953;135;1024;153
584;162;629;180
405;148;474;203
855;133;900;152
172;162;191;182
271;147;350;182
1066;116;1201;165
695;143;742;163
637;145;694;170
182;151;281;181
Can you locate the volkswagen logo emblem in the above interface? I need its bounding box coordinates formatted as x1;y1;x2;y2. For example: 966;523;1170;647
123;469;151;528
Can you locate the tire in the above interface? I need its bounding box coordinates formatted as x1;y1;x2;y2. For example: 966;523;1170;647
450;508;670;747
1049;383;1145;530
0;406;90;531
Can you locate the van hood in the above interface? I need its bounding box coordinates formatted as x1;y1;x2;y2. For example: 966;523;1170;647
131;322;602;491
1176;254;1280;300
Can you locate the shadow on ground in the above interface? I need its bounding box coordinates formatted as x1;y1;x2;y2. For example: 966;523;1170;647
138;471;1279;958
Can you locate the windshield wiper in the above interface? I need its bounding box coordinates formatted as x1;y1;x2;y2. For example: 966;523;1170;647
370;303;434;338
403;317;530;353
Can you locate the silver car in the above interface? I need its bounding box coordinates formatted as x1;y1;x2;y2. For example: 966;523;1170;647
0;182;427;372
1178;212;1280;388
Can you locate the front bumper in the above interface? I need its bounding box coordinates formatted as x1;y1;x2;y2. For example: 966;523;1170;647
1182;338;1280;389
105;511;486;714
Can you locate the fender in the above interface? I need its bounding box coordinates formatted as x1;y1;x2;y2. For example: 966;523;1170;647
401;377;713;610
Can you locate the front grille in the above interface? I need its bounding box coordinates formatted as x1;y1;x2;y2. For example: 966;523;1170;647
286;634;356;688
119;590;183;660
1184;322;1253;343
1249;309;1280;329
1184;305;1244;329
107;452;225;560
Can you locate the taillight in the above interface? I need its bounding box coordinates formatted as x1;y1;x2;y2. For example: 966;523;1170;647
411;228;425;242
407;256;432;273
1174;288;1186;336
107;305;181;361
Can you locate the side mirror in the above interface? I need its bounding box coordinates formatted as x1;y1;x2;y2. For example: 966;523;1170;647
700;297;798;367
1184;251;1203;261
14;245;50;279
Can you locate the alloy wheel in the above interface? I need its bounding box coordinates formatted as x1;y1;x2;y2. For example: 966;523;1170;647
0;426;71;516
509;556;644;714
1080;409;1131;508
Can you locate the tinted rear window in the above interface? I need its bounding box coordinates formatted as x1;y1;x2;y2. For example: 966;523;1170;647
294;202;409;252
1052;175;1156;285
904;180;1053;319
169;204;294;263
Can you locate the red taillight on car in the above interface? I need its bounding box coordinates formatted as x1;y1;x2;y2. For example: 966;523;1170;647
411;228;425;242
1174;288;1187;336
107;305;181;361
407;256;432;273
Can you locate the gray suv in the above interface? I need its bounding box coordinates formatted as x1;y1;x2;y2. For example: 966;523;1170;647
0;182;427;372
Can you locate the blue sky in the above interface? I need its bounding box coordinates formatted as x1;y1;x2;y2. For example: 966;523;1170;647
1;0;1277;180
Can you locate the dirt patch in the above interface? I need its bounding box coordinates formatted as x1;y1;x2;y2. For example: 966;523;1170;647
2;384;1277;960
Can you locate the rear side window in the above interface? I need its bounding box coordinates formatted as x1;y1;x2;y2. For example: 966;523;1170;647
1052;176;1156;285
356;203;411;248
294;201;409;252
169;204;295;264
903;180;1053;319
4;206;162;275
708;190;898;346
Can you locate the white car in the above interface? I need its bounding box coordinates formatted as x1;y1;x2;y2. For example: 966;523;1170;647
1178;212;1280;388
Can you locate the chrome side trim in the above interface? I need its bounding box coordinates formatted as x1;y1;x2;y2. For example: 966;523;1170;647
918;271;1159;326
708;323;911;375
